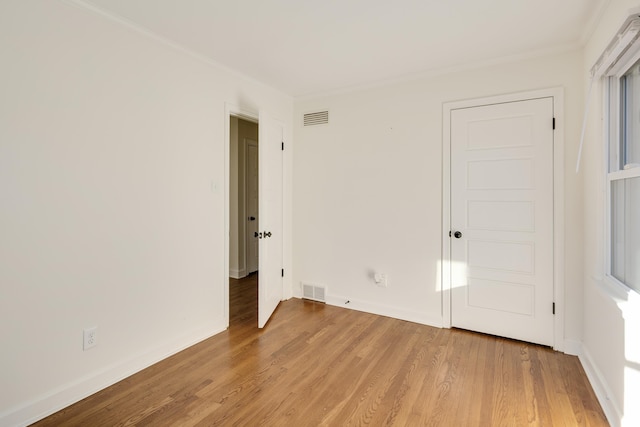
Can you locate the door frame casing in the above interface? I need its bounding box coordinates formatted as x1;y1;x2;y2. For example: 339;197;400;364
441;88;565;352
244;138;259;275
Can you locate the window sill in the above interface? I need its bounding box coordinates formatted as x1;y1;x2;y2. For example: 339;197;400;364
600;275;632;300
595;275;640;318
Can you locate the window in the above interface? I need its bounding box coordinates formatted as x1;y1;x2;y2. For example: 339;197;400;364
619;60;640;168
606;44;640;294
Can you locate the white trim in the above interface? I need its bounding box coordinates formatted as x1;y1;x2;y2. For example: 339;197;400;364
553;89;566;353
609;168;640;180
442;106;452;328
579;345;622;427
225;104;259;328
324;295;443;328
243;138;260;275
604;76;614;285
602;44;640;297
229;268;247;280
441;87;565;352
281;123;293;301
243;137;249;275
591;10;640;78
611;35;640;80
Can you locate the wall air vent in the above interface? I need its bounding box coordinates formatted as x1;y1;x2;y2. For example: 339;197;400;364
301;282;326;303
303;110;329;126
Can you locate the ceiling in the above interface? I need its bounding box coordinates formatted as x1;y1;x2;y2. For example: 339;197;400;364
80;0;608;97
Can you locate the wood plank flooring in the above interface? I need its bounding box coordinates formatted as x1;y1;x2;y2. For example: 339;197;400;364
33;273;608;426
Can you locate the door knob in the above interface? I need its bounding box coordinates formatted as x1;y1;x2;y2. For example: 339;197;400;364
249;216;256;221
264;231;272;238
454;231;462;239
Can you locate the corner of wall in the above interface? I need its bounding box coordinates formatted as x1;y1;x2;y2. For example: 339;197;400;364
562;338;583;356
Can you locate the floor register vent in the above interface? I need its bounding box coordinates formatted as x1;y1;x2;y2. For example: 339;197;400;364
303;110;329;126
302;283;326;302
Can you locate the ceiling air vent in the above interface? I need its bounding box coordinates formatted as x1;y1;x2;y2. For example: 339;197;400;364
303;110;329;126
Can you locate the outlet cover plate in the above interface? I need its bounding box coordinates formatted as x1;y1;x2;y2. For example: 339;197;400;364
83;327;97;350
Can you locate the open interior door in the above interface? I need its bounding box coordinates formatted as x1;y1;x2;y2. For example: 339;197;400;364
257;112;284;328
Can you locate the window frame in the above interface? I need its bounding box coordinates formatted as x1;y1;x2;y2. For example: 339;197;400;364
604;45;640;295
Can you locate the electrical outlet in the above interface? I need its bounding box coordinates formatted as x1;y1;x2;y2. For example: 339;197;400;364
83;327;97;350
380;274;388;287
374;273;388;287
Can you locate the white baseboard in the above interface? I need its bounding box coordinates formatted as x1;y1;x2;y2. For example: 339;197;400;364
229;268;246;279
1;322;226;427
579;344;622;427
324;294;443;328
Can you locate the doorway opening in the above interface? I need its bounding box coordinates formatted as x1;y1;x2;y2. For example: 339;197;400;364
229;115;259;328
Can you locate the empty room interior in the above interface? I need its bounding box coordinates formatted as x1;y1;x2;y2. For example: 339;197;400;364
2;0;640;426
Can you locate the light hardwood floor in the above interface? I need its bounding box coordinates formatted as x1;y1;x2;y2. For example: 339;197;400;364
33;274;608;426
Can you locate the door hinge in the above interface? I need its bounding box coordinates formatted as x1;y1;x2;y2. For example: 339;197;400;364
552;302;556;315
282;142;284;151
552;117;556;130
281;268;284;277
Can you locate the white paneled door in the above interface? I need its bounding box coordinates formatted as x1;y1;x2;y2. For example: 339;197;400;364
450;98;554;346
257;112;284;328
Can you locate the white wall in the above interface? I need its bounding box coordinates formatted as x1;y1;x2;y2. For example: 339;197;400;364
293;51;584;339
0;1;292;425
4;1;625;425
581;1;640;426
